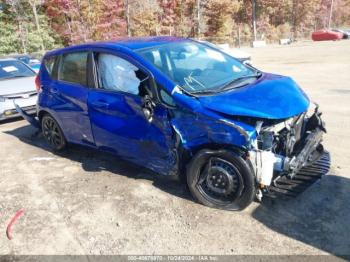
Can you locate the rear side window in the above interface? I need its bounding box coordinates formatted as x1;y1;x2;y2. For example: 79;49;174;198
58;52;88;86
43;56;56;76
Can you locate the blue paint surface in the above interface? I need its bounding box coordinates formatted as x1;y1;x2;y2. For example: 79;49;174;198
18;37;311;176
197;73;310;120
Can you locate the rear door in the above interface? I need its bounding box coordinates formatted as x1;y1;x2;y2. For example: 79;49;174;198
45;51;94;145
87;50;177;175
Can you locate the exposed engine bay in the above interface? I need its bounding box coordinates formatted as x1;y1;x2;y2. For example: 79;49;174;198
249;104;327;198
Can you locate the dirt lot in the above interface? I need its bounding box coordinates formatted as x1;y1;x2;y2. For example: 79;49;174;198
0;40;349;257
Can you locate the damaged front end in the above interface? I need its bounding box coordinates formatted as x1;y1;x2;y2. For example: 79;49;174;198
249;104;329;200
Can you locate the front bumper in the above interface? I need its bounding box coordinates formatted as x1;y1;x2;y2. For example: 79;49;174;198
0;95;37;121
250;107;329;199
0;105;36;121
266;151;330;198
284;127;324;177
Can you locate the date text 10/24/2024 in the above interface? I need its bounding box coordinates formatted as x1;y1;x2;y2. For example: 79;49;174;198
127;256;218;261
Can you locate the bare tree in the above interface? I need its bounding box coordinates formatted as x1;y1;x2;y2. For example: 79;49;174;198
328;0;334;28
125;0;131;36
197;0;201;37
27;0;45;50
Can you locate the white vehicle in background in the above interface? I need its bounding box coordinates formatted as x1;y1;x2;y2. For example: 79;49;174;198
198;40;251;63
0;58;37;121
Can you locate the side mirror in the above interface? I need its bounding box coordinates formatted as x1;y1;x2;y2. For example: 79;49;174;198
159;89;177;108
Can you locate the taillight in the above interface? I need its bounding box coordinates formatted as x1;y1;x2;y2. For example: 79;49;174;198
35;74;41;92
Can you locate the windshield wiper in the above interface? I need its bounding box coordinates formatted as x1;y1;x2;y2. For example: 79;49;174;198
11;75;32;78
218;72;263;92
186;71;263;95
189;89;218;95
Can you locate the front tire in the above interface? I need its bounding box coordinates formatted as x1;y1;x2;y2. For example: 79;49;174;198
187;149;255;211
41;114;66;151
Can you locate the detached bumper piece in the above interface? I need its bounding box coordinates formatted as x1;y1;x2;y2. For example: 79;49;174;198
14;104;40;128
265;151;331;199
1;105;36;120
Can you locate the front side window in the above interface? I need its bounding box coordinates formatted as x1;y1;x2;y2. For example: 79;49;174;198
95;53;149;96
58;52;88;86
137;41;260;94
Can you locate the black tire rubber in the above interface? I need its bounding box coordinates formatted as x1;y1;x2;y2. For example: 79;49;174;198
41;114;67;152
187;149;256;211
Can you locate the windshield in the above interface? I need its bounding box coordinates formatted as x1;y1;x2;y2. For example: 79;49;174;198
0;60;36;80
137;41;258;94
16;56;31;64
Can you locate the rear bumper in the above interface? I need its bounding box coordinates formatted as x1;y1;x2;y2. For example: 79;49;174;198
13;104;40;128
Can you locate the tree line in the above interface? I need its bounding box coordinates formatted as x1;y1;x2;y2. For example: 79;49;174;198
0;0;349;55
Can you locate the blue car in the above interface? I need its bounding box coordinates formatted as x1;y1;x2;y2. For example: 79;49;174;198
17;36;329;210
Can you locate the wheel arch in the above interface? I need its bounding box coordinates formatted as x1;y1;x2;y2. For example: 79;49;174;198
177;142;252;182
185;145;257;210
38;109;62;128
40;110;67;151
38;109;68;142
38;109;50;123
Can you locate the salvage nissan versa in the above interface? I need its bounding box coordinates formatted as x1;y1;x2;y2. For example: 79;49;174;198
16;36;329;210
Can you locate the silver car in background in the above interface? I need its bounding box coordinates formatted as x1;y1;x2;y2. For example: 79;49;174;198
0;58;37;121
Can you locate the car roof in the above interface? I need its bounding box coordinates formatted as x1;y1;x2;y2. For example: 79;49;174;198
45;36;189;56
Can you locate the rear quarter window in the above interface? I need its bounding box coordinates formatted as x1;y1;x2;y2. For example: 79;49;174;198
43;56;56;76
58;52;88;86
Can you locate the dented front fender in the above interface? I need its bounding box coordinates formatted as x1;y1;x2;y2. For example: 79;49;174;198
170;107;257;153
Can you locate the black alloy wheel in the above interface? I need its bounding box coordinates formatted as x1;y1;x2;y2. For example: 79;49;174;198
41;114;66;151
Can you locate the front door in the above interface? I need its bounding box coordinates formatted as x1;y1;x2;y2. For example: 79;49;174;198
87;51;177;175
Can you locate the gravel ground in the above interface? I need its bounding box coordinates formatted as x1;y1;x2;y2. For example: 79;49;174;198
0;40;349;257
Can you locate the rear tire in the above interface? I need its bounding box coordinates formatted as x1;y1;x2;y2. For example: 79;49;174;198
187;149;255;211
41;114;66;152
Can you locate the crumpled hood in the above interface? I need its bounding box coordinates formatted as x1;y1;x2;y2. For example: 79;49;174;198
197;73;310;120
